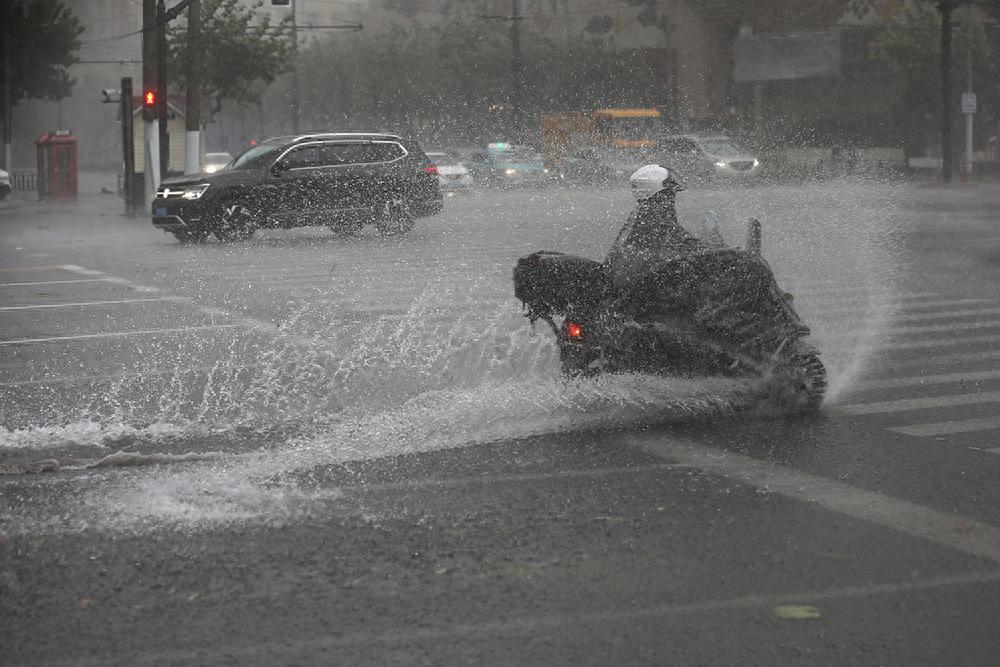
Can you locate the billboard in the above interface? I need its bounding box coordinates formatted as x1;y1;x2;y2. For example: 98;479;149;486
734;29;842;82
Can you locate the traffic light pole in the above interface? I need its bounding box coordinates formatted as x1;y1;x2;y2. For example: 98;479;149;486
121;78;136;216
184;0;201;174
157;0;170;177
291;1;300;134
142;0;160;212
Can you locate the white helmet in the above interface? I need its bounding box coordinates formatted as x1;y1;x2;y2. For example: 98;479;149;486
629;164;685;201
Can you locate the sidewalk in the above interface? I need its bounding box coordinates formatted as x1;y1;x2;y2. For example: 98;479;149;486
0;170;128;219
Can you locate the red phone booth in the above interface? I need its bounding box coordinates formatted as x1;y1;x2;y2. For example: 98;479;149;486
35;131;79;200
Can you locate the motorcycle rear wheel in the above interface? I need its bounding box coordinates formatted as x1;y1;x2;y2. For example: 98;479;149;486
777;346;827;412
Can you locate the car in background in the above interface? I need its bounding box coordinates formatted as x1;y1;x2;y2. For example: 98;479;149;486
0;169;11;199
425;149;473;192
151;132;442;243
658;135;760;185
202;152;233;174
466;143;548;188
555;146;657;185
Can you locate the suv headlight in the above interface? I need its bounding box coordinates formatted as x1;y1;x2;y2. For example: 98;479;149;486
182;183;211;200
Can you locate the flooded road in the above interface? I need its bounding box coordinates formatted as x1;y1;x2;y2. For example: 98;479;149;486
3;181;1000;665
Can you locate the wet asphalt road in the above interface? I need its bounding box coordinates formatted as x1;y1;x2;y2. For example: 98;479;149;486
2;179;1000;665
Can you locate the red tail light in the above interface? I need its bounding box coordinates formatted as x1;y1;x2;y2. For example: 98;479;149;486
564;320;583;341
423;165;438;174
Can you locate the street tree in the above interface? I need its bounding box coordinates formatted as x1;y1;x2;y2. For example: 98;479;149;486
878;2;996;156
0;0;83;107
167;0;293;121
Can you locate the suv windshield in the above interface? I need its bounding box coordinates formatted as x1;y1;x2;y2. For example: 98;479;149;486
229;144;283;170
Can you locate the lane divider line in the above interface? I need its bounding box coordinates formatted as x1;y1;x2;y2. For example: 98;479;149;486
0;297;187;311
832;390;1000;416
0;278;114;288
851;368;1000;391
628;435;1000;563
889;416;1000;438
0;324;242;346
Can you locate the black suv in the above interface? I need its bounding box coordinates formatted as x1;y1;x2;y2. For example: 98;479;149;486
151;133;443;242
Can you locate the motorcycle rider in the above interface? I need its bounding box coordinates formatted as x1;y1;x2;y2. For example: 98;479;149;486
605;164;707;294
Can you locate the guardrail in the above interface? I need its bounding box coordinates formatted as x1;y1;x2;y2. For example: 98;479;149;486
10;172;37;191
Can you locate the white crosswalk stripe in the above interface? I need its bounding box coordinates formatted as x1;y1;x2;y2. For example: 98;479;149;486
830;293;1000;439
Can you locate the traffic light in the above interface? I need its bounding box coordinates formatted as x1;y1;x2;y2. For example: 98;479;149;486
141;89;157;121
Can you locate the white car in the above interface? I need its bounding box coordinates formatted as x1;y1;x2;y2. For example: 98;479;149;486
426;150;473;192
202;152;233;174
659;135;761;185
0;169;11;199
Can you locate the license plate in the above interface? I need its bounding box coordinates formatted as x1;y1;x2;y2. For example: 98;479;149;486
155;207;168;216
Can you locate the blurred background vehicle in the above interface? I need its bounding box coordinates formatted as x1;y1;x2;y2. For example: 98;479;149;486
0;169;11;199
425;149;473;193
466;143;548;188
658;135;760;185
555;146;658;186
202;152;233;174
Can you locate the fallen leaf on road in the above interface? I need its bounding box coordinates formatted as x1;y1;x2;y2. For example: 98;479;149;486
774;605;821;620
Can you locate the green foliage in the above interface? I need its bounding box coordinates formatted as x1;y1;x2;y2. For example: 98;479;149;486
297;17;659;141
878;3;996;153
0;0;83;107
168;0;293;118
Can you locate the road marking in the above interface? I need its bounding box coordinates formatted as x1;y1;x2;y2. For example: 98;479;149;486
0;297;186;311
0;278;113;287
889;416;1000;438
0;324;241;345
58;264;333;350
852;369;1000;391
888;320;1000;336
870;350;1000;370
892;308;1000;322
833;391;1000;415
629;435;1000;563
865;333;1000;352
0;362;260;388
0;265;68;273
890;307;1000;322
810;300;994;319
894;298;995;310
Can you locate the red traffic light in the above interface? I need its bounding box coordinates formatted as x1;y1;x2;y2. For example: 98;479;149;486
143;90;156;107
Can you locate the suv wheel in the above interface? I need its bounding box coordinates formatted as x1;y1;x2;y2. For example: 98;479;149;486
214;203;258;242
376;197;414;237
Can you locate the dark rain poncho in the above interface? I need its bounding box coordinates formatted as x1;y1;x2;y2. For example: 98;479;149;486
601;192;804;361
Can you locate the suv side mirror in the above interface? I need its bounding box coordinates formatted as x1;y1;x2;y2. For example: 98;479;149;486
270;160;288;176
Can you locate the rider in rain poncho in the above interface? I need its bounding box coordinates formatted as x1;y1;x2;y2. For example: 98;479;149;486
605;164;708;295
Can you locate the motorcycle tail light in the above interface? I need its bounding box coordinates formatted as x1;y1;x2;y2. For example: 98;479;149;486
564;320;583;341
423;165;438;174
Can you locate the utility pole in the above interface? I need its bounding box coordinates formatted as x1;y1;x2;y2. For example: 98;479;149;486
157;0;169;177
938;0;962;183
121;77;136;216
964;0;974;178
185;0;201;174
142;0;160;211
291;1;300;134
481;1;526;141
510;0;523;141
3;13;11;172
272;1;361;135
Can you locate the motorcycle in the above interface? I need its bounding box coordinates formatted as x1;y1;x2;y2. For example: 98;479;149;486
513;220;827;411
